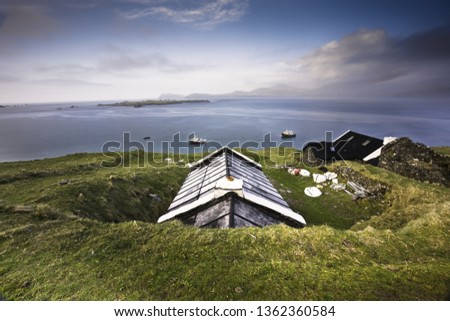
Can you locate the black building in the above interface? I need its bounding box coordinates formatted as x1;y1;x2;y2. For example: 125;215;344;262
303;130;384;166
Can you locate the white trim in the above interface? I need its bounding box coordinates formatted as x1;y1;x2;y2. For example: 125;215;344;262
363;148;382;162
157;192;215;223
332;129;351;143
229;148;262;169
159;188;307;226
243;191;307;226
383;137;398;145
363;137;398;162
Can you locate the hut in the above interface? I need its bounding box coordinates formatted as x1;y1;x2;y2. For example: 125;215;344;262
157;147;306;228
303;130;384;166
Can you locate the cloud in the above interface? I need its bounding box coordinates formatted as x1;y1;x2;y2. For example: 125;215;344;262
97;47;204;74
288;26;450;96
0;5;57;38
36;63;96;75
292;29;396;83
38;78;109;87
0;75;20;82
118;0;249;30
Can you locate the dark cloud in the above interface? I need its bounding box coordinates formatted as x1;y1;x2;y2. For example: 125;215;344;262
392;26;450;61
292;26;450;96
0;5;57;38
0;11;6;27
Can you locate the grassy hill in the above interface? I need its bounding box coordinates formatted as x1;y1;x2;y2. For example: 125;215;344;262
0;149;449;300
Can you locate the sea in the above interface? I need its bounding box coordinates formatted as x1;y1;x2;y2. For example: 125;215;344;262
0;97;449;162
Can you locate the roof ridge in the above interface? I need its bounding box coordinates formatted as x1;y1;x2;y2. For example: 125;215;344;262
189;146;262;170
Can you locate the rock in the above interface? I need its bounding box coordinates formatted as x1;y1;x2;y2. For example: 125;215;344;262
378;137;450;187
334;166;388;199
149;193;161;202
342;239;352;248
14;205;34;213
21;280;31;288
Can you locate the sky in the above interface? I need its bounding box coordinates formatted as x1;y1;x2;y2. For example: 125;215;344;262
0;0;449;103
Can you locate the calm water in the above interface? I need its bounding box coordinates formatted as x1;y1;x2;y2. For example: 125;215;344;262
0;97;449;162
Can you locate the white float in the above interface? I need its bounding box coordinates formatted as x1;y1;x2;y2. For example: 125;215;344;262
304;186;322;197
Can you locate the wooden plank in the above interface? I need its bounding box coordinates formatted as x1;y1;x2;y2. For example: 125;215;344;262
233;198;280;226
194;198;231;227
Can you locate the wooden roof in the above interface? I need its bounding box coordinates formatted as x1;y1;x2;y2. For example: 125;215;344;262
158;147;306;228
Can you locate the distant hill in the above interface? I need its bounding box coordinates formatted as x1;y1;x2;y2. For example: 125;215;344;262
158;93;187;100
186;84;309;99
179;79;450;100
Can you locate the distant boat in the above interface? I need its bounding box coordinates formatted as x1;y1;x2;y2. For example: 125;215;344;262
189;136;207;145
281;130;296;138
143;136;151;140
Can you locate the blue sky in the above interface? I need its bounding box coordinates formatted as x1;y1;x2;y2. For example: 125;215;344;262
0;0;449;103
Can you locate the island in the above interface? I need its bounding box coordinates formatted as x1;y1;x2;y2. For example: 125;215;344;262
97;99;209;108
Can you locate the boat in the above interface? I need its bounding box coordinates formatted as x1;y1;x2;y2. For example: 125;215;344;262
143;136;151;140
189;136;207;145
281;130;296;138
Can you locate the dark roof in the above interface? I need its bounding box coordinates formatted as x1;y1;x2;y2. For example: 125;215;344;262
303;130;383;162
158;147;306;228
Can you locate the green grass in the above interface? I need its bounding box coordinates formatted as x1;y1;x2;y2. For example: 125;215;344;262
432;146;450;156
1;149;449;300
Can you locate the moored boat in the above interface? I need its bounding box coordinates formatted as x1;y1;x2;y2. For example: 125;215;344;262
189;136;207;145
281;130;296;138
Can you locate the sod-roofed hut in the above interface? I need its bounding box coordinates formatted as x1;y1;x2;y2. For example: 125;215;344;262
158;147;306;228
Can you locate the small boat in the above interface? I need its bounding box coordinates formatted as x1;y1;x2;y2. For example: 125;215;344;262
281;130;296;138
189;136;207;145
143;136;151;140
